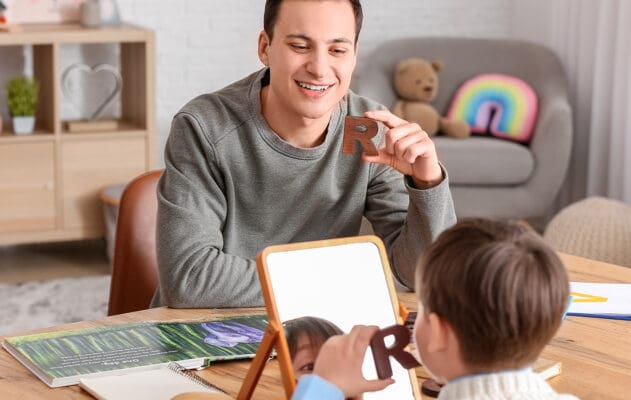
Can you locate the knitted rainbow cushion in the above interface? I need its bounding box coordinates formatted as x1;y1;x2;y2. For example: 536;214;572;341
446;74;538;144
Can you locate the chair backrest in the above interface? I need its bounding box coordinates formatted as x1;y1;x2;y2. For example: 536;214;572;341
107;169;164;316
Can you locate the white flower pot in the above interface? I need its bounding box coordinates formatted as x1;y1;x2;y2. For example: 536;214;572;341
12;116;35;135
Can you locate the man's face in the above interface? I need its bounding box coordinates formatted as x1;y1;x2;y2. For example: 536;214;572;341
258;0;358;126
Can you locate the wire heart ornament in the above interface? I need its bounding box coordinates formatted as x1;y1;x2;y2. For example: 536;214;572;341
61;63;122;120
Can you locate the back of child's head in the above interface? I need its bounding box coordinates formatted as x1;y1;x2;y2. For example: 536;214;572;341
415;218;570;370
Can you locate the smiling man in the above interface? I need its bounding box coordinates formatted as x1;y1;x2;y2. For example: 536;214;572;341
153;0;456;309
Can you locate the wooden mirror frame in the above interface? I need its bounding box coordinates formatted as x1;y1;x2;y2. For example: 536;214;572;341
237;235;420;400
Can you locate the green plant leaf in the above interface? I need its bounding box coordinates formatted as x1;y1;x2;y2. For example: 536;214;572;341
6;76;39;116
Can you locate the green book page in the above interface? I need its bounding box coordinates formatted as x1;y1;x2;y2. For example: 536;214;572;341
5;314;268;380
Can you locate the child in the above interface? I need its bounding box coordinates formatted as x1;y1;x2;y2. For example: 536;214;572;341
292;218;579;399
284;316;344;380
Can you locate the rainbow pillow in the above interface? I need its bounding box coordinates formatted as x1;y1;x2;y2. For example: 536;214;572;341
446;74;538;144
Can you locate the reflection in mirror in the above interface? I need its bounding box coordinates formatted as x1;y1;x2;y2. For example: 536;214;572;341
284;316;344;380
259;236;419;400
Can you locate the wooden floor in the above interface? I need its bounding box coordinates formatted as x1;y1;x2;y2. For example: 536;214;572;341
0;239;111;283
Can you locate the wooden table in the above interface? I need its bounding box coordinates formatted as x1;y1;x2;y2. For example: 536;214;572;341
1;253;630;399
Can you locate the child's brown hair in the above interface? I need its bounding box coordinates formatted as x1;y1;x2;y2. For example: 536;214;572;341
284;316;344;360
416;218;569;369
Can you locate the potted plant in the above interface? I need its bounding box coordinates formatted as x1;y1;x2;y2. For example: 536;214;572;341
6;76;39;134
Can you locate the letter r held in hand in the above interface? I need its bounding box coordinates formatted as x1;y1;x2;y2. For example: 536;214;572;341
370;324;421;379
343;116;379;156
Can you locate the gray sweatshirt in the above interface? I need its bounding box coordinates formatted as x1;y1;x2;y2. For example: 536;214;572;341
152;68;456;308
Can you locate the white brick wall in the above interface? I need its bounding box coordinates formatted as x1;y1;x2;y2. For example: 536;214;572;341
0;0;510;166
0;46;27;129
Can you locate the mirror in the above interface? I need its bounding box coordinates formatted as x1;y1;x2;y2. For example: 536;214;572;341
257;235;420;399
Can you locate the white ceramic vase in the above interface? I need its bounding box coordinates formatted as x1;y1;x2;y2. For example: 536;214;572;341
12;116;35;135
80;0;101;27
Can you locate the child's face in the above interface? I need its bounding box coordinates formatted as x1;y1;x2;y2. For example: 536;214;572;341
413;301;450;384
292;333;318;380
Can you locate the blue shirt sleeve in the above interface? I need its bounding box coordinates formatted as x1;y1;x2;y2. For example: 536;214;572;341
291;374;345;400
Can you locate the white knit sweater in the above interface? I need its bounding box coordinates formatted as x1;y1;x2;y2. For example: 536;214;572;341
438;369;580;400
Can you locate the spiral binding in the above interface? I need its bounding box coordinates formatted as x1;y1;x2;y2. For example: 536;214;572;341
167;362;226;393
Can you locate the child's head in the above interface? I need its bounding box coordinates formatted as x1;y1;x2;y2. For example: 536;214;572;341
413;218;569;382
284;316;344;380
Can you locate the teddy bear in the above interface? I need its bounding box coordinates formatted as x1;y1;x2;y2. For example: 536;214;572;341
392;58;470;138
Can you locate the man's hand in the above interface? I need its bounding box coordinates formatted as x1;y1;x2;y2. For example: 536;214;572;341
313;325;395;398
362;109;443;189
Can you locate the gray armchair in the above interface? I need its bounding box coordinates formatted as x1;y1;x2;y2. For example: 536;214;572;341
352;37;572;220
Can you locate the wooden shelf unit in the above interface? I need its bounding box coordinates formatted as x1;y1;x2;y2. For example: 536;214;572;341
0;24;155;245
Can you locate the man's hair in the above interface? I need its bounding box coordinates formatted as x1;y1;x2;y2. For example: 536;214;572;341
416;218;570;369
264;0;363;44
284;316;344;359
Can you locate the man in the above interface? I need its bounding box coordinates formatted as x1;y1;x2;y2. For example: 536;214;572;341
152;0;456;308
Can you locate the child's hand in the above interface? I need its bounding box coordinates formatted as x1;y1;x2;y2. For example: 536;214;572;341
313;325;395;398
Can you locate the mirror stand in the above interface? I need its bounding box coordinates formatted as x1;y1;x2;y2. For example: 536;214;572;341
236;320;294;400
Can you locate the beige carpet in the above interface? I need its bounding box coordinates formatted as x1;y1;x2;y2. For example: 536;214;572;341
0;275;110;336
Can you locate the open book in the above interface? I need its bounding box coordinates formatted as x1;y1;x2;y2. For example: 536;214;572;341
567;282;631;320
2;314;267;387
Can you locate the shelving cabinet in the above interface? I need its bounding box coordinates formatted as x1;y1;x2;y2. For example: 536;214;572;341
0;24;155;244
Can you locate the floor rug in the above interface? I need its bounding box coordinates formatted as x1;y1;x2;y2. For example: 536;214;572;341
0;275;110;336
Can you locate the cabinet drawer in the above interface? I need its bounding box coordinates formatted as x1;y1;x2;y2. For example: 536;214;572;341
61;137;147;231
0;142;56;232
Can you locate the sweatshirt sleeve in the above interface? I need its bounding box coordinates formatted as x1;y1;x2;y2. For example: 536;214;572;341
365;164;457;289
155;112;263;308
291;375;345;400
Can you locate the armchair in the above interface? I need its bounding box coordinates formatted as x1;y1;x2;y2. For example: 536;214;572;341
352;37;572;220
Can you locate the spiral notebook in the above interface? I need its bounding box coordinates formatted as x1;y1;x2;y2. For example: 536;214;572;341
79;362;224;400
